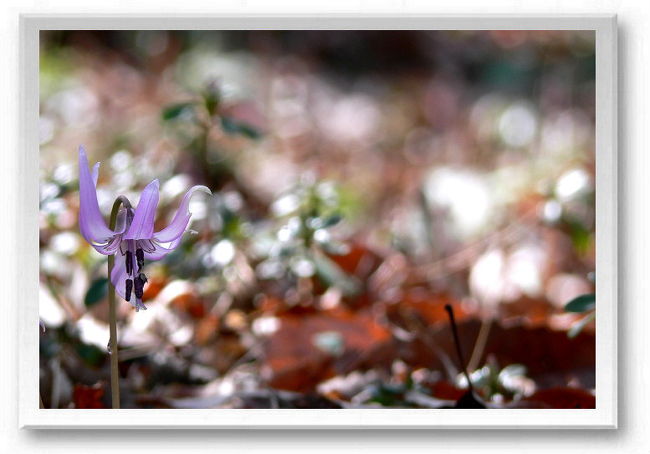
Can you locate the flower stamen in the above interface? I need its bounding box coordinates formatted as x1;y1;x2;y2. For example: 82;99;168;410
125;250;133;275
134;275;145;299
125;279;133;302
136;248;145;270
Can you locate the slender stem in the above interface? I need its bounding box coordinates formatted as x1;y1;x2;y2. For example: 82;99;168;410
107;196;130;409
467;316;493;373
444;304;474;392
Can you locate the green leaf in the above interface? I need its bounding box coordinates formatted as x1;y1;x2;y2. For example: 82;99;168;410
220;116;261;139
564;217;593;255
312;251;360;296
75;343;105;366
162;102;194;121
312;331;344;356
366;382;409;407
568;311;596;338
564;293;595;313
319;239;350;256
84;277;109;307
321;214;342;229
203;82;222;116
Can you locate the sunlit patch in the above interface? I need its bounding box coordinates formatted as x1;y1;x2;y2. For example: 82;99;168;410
161;174;192;200
542;199;563;223
252;316;280;336
315;94;381;144
546;273;593;308
498;102;538;148
76;314;110;349
210;239;236;267
470;248;507;306
271;194;300;217
541;110;591;155
188;198;208;221
53;163;75;185
506;245;545;297
425;167;494;239
39;116;55;145
50;231;81;256
39;284;67;328
556;168;591;201
290;257;316;278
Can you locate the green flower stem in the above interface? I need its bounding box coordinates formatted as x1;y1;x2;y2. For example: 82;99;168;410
107;196;131;409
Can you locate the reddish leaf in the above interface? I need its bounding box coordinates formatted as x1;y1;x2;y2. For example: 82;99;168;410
523;387;595;409
315;242;384;308
264;308;394;392
194;314;220;345
171;293;206;318
142;274;167;301
73;383;105;409
498;296;558;327
327;243;382;278
429;380;466;401
388;291;470;327
403;319;595;389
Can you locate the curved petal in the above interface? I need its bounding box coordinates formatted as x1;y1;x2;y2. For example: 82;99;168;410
110;252;128;300
112;208;129;236
124;180;160;240
153;185;211;243
78;146;115;245
144;236;184;261
95;234;122;255
92;162;100;187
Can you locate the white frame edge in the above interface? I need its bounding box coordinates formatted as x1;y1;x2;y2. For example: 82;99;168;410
19;14;617;429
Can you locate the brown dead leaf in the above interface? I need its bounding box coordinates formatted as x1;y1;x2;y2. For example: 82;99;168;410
170;293;205;318
403;319;595;388
194;314;220;345
498;296;558;327
521;387;595;409
388;290;471;327
142;274;167;301
428;380;466;401
73;383;105;409
328;242;382;278
264;308;394;392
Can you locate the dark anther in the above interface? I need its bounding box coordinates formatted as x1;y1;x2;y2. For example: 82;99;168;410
134;275;145;299
138;272;148;284
125;250;133;275
136;248;145;270
125;279;133;302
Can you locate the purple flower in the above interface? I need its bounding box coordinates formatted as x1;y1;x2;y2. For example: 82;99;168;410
78;146;210;311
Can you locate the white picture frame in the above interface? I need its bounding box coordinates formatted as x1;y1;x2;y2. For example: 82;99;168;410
20;14;617;429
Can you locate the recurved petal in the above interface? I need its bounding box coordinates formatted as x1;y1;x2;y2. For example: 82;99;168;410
153;185;211;243
112;207;129;235
144;236;184;261
124;179;160;240
94;235;122;255
92;162;100;186
78;146;115;245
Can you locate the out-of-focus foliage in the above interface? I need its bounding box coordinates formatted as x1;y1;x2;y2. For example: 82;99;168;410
564;293;596;338
39;30;595;409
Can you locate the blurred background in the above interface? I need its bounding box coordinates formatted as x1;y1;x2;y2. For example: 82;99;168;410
39;30;596;409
